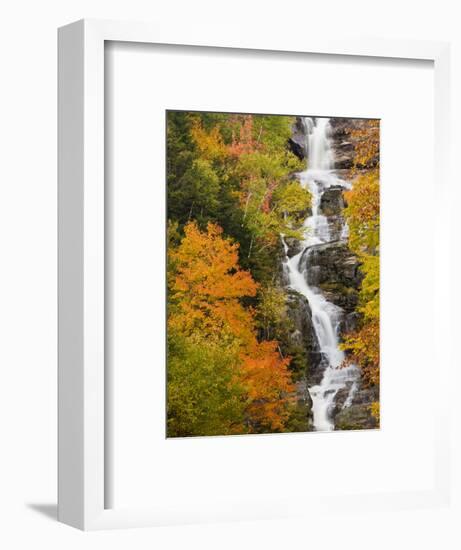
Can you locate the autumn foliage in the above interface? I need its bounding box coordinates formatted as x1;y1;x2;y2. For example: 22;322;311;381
169;221;257;343
167;111;380;435
190;119;228;162
341;120;380;407
241;340;293;430
168;221;295;436
166;111;308;437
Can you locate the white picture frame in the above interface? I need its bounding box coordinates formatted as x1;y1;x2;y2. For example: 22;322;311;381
58;18;452;530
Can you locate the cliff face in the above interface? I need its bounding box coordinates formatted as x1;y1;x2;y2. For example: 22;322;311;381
288;117;307;160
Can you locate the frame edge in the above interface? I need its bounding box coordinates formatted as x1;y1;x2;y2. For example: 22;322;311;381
58;19;85;530
58;17;452;530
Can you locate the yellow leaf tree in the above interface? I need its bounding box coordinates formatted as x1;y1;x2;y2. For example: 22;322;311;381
342;120;380;409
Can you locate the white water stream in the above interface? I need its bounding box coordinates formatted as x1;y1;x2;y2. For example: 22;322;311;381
283;117;358;431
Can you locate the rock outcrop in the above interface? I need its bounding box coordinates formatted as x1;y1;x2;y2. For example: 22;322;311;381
319;185;346;241
300;241;361;286
288;118;307;160
319;186;345;216
334;404;377;430
304;243;361;315
285;289;321;371
281;289;319;431
329;118;379;170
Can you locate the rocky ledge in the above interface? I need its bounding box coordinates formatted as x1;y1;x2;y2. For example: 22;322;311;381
334;404;377;430
333;382;379;430
300;241;361;286
319;185;347;241
288;117;307;160
295;241;363;336
319;186;346;217
285;289;321;371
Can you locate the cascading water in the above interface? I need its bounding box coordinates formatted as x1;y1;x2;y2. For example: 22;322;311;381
283;117;358;431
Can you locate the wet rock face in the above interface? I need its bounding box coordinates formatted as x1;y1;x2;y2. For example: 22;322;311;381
285;289;321;368
284;289;330;403
288;118;307;160
297;242;362;314
332;383;355;414
327;216;345;243
276;241;291;287
300;241;362;288
307;356;330;387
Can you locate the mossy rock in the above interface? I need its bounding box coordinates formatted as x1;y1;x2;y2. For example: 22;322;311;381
319;186;345;217
318;281;357;296
317;282;359;313
334;404;377;431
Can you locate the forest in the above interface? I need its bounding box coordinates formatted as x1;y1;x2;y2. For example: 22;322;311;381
166;110;380;437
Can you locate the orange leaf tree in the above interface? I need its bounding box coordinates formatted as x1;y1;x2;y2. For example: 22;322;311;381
168;221;295;434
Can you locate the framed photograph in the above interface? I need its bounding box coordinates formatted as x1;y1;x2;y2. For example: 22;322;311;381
58;19;452;530
164;110;380;438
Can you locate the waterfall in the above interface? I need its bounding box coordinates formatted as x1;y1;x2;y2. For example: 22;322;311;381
283;117;358;431
302;117;334;171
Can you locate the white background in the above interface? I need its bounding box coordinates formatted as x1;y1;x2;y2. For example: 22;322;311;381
108;44;435;511
1;1;461;549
